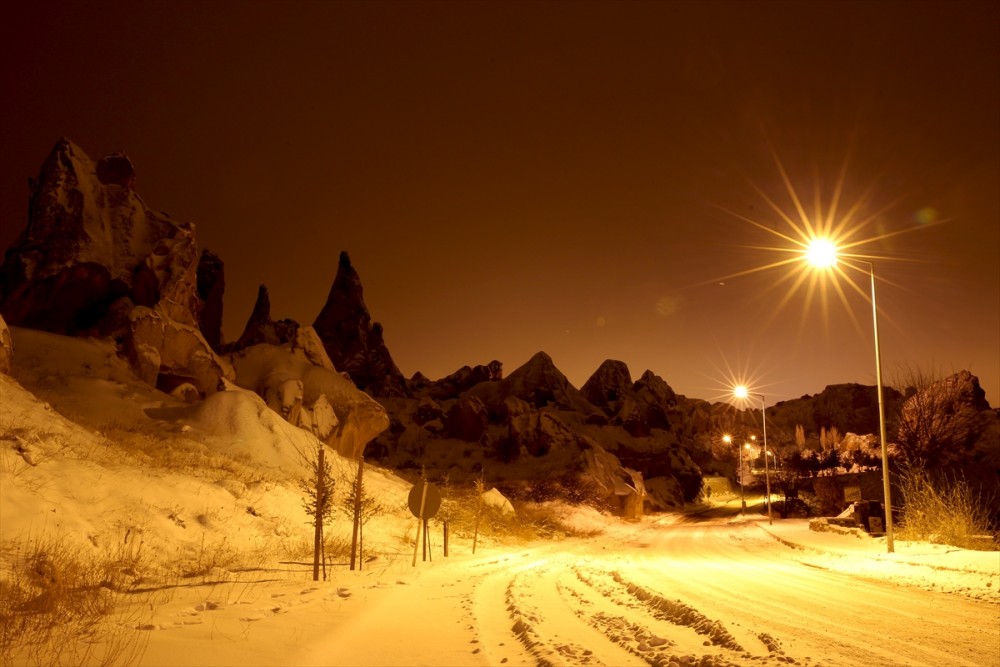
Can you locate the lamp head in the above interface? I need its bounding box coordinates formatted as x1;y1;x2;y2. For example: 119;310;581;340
806;237;838;268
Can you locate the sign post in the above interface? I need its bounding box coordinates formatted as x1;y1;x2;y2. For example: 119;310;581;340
408;480;441;566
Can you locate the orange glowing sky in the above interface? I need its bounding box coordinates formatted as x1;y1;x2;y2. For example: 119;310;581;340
2;1;997;403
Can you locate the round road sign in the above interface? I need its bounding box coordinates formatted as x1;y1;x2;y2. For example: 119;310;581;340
407;481;441;519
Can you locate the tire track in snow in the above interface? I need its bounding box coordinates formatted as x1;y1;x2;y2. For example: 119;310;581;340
619;519;997;666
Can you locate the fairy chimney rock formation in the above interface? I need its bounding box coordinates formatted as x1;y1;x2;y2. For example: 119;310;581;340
312;251;409;397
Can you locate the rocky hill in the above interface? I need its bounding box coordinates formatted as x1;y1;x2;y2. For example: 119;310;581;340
2;140;996;515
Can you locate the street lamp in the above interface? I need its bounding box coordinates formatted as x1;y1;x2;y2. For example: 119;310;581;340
805;239;894;552
735;385;772;524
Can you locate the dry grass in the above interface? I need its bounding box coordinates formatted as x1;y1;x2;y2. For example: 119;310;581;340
897;469;998;550
438;483;606;545
96;423;268;487
0;533;155;667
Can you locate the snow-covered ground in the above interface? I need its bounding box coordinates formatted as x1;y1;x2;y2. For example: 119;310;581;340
114;508;1000;667
1;328;998;666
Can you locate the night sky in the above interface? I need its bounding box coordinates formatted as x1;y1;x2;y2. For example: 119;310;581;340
2;1;997;404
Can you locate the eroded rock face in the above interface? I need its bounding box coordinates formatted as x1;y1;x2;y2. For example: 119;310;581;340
312;251;409;398
495;398;647;509
124;306;235;395
0;139;230;396
291;326;336;372
0;314;12;375
368;352;709;512
1;139;204;334
233;284;299;350
897;370;998;468
580;363;677;437
196;250;225;351
444;395;489;442
95;152;136;188
229;342;389;459
467;351;601;417
424;361;503;398
581;359;633;408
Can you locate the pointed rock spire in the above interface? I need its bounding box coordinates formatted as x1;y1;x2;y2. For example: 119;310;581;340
312;251;408;397
234;284;299;349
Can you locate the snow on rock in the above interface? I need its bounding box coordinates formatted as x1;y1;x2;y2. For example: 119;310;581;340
229;341;389;458
0;139;231;398
125;305;235;395
482;487;515;515
179;386;315;477
468;350;601;416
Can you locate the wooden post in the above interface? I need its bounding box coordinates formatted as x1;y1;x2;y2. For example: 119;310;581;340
411;480;428;567
349;455;365;571
312;447;325;581
443;519;449;557
472;479;484;555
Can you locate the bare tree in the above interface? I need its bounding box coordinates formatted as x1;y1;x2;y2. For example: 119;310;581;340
894;367;994;470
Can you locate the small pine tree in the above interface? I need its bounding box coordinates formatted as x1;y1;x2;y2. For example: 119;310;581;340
300;446;334;581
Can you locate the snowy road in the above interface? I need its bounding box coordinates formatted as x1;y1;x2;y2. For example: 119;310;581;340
300;515;1000;667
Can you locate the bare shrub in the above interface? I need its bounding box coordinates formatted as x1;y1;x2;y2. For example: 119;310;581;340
898;468;998;550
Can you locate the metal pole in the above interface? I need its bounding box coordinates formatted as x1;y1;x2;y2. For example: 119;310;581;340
761;395;772;525
867;262;895;552
739;446;746;515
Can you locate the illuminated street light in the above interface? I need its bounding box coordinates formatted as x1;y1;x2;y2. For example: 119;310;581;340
734;385;772;524
805;238;894;552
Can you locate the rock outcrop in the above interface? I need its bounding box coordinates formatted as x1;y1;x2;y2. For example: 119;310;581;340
443;395;490;442
196;249;225;351
312;252;409;398
467;351;602;417
123;306;233;395
233;284;299;350
581;359;633;408
896;370;999;468
0;139;232;395
421;361;503;399
581;362;679;436
0;314;12;375
229;341;389;459
368;352;709;512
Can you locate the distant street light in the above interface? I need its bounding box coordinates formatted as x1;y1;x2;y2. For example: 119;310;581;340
805;238;894;552
734;385;772;524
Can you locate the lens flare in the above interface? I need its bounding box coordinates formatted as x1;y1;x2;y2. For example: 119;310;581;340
704;136;946;355
805;238;838;268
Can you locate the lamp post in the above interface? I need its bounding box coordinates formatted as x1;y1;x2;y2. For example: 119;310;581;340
735;385;772;524
806;240;894;552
